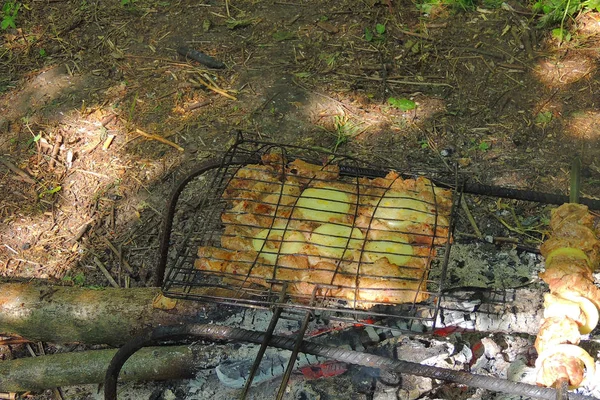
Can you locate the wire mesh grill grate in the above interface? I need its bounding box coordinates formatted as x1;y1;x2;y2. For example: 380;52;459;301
160;135;460;332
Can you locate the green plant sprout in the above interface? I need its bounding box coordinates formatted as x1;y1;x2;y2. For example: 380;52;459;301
417;0;476;14
1;1;20;30
364;23;386;42
388;97;416;111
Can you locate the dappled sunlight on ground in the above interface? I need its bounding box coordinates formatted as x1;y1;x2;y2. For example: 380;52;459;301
0;66;183;280
564;110;600;140
1;0;600;292
533;53;596;87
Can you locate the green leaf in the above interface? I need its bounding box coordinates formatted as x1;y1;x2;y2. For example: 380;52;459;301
272;31;296;41
478;141;490;151
552;28;571;42
39;185;62;198
226;18;254;29
388;97;416;111
73;272;86;286
364;27;373;42
294;71;312;78
1;17;15;30
535;111;553;124
375;23;386;35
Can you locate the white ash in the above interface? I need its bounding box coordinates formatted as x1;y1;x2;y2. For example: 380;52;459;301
445;242;541;289
219;309;304;335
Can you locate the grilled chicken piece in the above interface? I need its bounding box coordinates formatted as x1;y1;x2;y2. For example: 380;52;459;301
541;235;600;269
547;273;600;310
196;158;453;309
535;344;595;388
195;247;429;306
536;353;585;387
543;293;587;327
538;258;594;285
534;203;599;389
535;316;581;354
550;203;596;232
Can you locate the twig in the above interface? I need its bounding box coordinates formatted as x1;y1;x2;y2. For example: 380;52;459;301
74;169;111;179
461;197;483;239
93;257;120;288
135;129;184;152
185;99;212;111
0;157;36;184
101;113;117;127
0;337;30;345
49;134;63;169
0;392;16;399
190;76;237;100
396;29;430;40
337;73;454;88
102;237;136;277
3;244;18;255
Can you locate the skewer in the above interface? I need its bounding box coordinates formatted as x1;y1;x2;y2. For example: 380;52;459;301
240;285;288;399
555;377;569;400
551;157;580;400
570;157;581;204
549;157;581;400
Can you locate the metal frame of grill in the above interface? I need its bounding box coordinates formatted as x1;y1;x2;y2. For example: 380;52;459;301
157;133;461;332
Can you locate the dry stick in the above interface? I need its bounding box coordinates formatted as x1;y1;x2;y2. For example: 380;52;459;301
72;218;95;242
185;99;212;111
49;134;63;169
190;76;237;100
338;73;454;88
461;197;483;240
74;168;111;179
0;337;30;345
102;237;136;277
135;128;184;152
0;392;16;400
93;257;120;288
396;29;430;40
100;113;117;127
0;157;36;184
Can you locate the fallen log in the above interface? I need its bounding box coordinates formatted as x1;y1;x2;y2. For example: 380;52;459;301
0;283;207;346
0;343;224;392
1;283;545;347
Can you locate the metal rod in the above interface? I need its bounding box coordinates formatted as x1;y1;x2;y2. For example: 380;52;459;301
276;309;313;400
340;163;600;209
240;286;288;399
105;324;599;400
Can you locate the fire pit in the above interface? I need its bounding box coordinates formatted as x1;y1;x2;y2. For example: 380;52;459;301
104;133;600;400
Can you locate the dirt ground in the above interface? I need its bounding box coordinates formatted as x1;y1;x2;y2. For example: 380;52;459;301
1;0;600;398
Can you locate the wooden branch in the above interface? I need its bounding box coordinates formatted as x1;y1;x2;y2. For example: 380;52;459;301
0;283;206;346
0;344;224;392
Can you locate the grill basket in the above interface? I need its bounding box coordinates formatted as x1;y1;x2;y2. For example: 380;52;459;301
159;134;460;332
